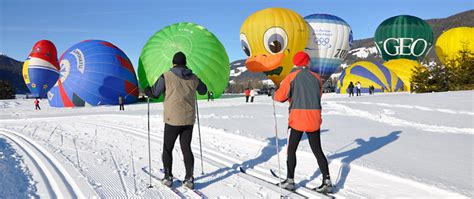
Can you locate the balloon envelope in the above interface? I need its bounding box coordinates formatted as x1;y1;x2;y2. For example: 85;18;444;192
374;15;433;62
138;22;229;100
337;61;404;94
435;27;474;66
48;40;139;107
23;40;60;98
304;14;353;81
383;58;421;92
240;8;308;85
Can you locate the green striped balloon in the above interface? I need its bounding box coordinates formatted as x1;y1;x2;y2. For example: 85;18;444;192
374;15;433;61
138;22;230;100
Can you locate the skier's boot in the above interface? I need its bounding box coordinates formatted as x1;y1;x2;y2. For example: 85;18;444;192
314;178;333;194
161;176;173;187
183;176;195;189
280;178;295;191
161;168;173;187
183;176;194;189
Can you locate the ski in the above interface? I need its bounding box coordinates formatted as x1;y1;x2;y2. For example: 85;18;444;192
270;169;335;198
141;167;186;199
159;168;208;199
238;167;307;198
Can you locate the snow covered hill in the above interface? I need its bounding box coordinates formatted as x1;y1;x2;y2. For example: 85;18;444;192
0;91;472;198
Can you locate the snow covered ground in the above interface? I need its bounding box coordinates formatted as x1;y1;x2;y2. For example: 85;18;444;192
0;91;472;198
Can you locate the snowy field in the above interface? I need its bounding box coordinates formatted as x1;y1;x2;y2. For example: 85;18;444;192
0;91;472;198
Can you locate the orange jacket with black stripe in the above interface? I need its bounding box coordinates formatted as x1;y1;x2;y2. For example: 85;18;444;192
273;66;323;133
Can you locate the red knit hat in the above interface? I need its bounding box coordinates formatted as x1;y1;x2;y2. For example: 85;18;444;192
293;51;310;67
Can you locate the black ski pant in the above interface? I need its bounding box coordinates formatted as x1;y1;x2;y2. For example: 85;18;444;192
245;96;249;102
162;123;194;179
349;90;354;97
251;96;254;102
119;104;124;111
286;128;330;180
35;105;41;110
356;89;361;96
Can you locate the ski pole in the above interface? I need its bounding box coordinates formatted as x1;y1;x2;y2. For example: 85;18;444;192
147;97;153;188
272;99;284;196
195;95;204;175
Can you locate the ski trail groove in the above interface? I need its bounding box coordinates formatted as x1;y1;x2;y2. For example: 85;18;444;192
81;121;321;198
0;128;86;199
110;150;129;198
87;120;468;198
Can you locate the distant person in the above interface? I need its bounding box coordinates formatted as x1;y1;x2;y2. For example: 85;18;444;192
267;87;274;97
144;52;207;190
356;81;361;96
207;91;214;102
348;82;355;97
34;98;41;110
381;87;385;92
273;51;333;194
250;89;256;102
245;88;250;103
118;95;124;111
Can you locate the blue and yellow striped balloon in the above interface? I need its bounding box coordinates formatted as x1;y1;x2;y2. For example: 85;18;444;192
337;61;404;94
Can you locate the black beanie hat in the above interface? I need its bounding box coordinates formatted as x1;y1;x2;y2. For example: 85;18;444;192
172;52;186;65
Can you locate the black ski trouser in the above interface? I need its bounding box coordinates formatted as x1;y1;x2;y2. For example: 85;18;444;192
245;96;249;102
162;123;194;179
119;104;124;110
286;128;330;180
35;105;41;110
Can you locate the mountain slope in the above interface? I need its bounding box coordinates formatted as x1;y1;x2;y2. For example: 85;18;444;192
0;55;29;94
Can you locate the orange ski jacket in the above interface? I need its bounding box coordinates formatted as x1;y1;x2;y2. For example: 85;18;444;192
273;66;323;132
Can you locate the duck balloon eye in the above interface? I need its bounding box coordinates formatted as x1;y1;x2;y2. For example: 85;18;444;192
240;34;252;57
263;27;288;54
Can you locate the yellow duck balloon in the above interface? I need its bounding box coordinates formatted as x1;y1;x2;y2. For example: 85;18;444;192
240;8;309;85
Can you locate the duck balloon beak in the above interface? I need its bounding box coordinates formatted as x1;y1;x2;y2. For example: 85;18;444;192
245;53;285;75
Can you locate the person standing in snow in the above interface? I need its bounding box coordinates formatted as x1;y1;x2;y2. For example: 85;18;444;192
348;82;355;97
273;51;333;194
34;98;41;110
207;91;214;102
245;88;250;103
118;95;124;111
356;81;361;96
250;89;256;102
144;52;207;190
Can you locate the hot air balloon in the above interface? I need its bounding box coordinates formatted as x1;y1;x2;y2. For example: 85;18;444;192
374;15;433;62
337;61;404;94
48;40;139;107
240;8;309;85
23;40;60;98
138;22;229;100
435;27;474;66
383;58;421;92
304;14;353;82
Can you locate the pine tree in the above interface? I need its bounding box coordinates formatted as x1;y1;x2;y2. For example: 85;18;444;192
445;43;474;90
411;43;473;93
0;80;15;99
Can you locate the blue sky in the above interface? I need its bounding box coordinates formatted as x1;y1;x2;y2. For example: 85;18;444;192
0;0;472;67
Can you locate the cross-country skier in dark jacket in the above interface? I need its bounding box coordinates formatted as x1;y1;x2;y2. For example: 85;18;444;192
144;52;207;189
273;51;333;194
